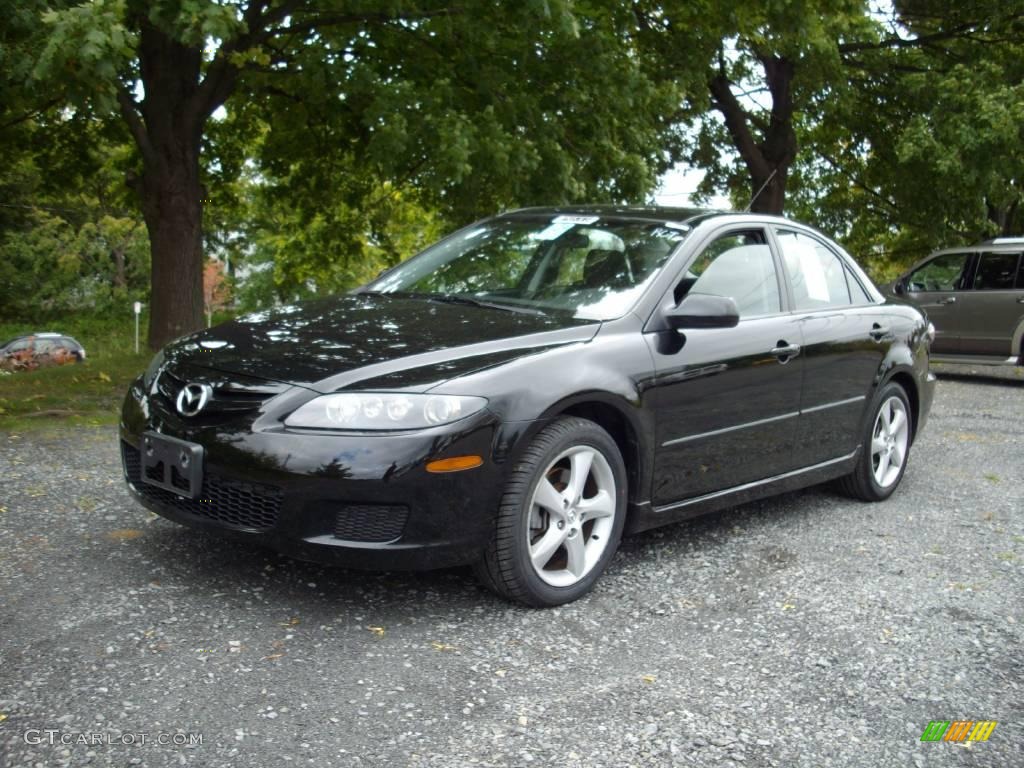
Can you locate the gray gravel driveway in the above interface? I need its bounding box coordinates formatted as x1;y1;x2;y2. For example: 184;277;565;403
1;365;1021;767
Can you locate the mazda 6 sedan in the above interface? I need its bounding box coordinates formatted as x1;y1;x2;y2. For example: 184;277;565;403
121;207;935;606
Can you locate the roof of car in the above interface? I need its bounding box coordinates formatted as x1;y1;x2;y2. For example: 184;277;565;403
933;237;1024;254
0;332;77;345
502;205;732;226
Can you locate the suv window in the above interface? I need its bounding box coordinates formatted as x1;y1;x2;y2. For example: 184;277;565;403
776;230;852;309
907;252;970;292
675;229;781;318
972;251;1021;290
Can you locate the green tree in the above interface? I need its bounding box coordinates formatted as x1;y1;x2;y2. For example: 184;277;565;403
789;0;1024;273
34;0;684;348
632;0;877;213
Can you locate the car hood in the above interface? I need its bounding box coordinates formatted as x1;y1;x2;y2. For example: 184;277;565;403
165;295;600;393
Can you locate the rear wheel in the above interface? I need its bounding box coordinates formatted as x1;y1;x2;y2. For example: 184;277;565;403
475;417;627;606
838;381;912;501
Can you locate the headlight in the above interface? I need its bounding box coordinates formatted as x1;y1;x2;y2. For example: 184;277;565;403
143;349;166;386
285;393;488;430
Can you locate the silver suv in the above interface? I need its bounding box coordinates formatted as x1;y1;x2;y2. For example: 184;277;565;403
889;238;1024;365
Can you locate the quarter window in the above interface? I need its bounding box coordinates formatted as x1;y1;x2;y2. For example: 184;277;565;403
845;266;873;303
972;251;1021;290
775;230;852;309
906;253;970;292
675;230;781;318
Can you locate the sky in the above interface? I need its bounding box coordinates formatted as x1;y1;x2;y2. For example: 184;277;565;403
654;163;732;210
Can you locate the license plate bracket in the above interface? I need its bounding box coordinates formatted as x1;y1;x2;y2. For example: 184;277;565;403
140;431;204;499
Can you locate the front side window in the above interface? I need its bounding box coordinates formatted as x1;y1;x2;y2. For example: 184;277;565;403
907;252;970;292
776;230;852;310
972;251;1021;290
368;215;691;320
674;229;781;318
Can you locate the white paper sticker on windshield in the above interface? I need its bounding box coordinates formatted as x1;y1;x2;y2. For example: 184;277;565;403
533;221;577;240
532;214;601;241
553;215;600;225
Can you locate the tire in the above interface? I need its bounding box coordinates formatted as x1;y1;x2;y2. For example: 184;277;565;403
838;381;913;501
474;416;628;607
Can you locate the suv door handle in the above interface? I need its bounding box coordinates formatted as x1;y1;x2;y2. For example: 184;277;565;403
870;323;889;340
1017;297;1024;304
770;342;801;362
938;296;957;305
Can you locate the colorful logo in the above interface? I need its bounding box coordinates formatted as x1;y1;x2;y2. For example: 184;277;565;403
920;720;997;742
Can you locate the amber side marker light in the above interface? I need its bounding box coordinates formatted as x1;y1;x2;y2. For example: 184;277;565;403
426;455;484;473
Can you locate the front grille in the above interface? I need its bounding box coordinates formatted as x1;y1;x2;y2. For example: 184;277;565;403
154;369;277;419
333;504;409;543
122;442;282;532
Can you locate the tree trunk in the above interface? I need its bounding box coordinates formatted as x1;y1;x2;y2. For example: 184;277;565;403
709;54;797;215
118;16;239;349
112;246;126;289
139;150;204;348
986;198;1020;236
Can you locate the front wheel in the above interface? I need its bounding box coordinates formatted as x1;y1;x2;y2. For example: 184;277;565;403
838;381;913;501
475;417;627;607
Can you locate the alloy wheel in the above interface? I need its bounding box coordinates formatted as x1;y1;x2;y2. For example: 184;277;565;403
526;446;617;587
871;395;910;488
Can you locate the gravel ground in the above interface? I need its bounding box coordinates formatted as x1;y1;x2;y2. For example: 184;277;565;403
1;364;1021;768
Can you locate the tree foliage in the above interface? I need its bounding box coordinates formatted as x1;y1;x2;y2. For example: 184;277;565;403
4;0;1024;319
788;0;1024;276
29;0;686;347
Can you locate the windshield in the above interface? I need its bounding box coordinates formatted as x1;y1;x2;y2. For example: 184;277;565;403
365;214;691;320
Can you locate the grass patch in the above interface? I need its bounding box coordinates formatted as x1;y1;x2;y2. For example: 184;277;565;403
0;315;151;430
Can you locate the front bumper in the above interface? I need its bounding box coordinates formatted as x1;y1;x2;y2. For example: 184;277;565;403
119;382;509;570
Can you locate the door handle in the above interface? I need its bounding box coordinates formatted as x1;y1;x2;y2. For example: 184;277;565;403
770;342;801;362
870;323;889;340
1017;297;1024;304
937;296;957;305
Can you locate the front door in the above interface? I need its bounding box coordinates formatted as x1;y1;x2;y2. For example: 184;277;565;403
902;252;973;355
644;228;804;505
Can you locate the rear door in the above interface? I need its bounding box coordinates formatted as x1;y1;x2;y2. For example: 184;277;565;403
956;250;1024;358
901;252;973;354
774;228;889;467
645;227;804;504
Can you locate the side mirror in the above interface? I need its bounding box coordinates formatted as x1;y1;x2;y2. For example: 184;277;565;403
893;277;907;295
663;293;740;330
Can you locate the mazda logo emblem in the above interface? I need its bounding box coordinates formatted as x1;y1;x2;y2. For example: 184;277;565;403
176;383;212;416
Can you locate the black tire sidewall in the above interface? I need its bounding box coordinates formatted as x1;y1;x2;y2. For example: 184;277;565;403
506;420;628;606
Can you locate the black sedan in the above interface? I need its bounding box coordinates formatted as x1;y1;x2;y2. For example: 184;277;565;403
120;207;935;606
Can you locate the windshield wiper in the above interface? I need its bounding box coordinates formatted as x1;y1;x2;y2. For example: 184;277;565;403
427;294;546;316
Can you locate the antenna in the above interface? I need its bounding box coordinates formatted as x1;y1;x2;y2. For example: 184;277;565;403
744;168;779;212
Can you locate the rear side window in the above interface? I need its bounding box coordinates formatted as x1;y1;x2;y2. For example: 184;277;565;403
907;253;970;292
775;230;852;309
972;251;1021;290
